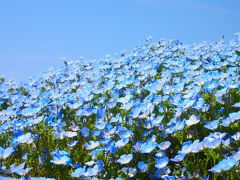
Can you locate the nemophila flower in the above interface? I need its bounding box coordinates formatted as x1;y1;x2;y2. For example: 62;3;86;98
180;141;193;154
220;117;232;127
155;156;169;169
30;116;44;125
110;113;122;123
97;108;106;119
202;136;221;149
71;166;86;178
130;104;143;118
50;154;71;165
90;148;104;158
65;131;78;138
204;119;219;130
39;155;46;165
159;141;171;150
115;138;129;148
219;107;225;113
133;140;142;152
81;127;90;137
156;150;166;157
183;99;196;109
85;141;100;150
84;166;100;177
138;161;148;172
105;126;117;138
29;177;55;180
15;167;33;176
117;94;132;104
67;140;78;148
14;132;34;144
186;115;200;126
119;130;133;139
0;146;14;159
85;161;95;166
165;123;176;134
144;120;154;129
229;111;240;121
193;98;205;110
222;138;231;147
191;140;203;153
211;132;226;139
117;154;133;164
140;140;158;154
233;149;240;161
232;102;240;108
50;148;70;156
232;132;240;140
202;104;210;112
121;167;137;177
209;157;237;173
151;115;164;126
21;107;41;117
22;152;28;161
174;119;186;131
205;80;219;92
8;161;28;174
95;121;107;130
170;153;185;162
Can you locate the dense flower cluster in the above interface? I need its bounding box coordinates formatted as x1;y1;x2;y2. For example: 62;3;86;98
0;34;240;179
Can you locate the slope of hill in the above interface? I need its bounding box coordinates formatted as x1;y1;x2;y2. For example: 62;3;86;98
0;34;240;179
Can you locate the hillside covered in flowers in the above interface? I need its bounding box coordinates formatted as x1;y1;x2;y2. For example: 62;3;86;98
0;34;240;179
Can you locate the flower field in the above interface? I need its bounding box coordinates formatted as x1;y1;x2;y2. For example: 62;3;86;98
0;34;240;179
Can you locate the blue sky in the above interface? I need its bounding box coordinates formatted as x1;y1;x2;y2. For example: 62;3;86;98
0;0;240;81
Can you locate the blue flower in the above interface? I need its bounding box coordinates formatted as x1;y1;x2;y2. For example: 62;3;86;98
0;146;14;159
232;132;240;141
8;161;32;175
15;167;33;176
115;138;129;148
67;140;78;148
204;119;219;130
229;112;240;121
202;136;221;149
174;119;185;131
65;131;78;138
232;102;240;108
191;139;203;153
50;154;71;165
117;154;133;164
14;132;34;145
121;167;137;177
133;140;142;152
71;166;86;177
158;141;171;150
85;141;100;150
95;121;107;130
186;115;200;126
138;161;148;172
221;117;232;127
155;156;169;169
140;141;158;154
222;138;231;147
233;149;240;161
202;104;210;112
180;141;193;154
170;153;185;162
209;157;237;173
119;130;133;139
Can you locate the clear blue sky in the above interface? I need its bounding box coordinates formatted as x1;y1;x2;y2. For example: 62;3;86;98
0;0;240;81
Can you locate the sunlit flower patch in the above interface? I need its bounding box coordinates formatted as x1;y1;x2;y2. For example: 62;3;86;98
0;34;240;179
